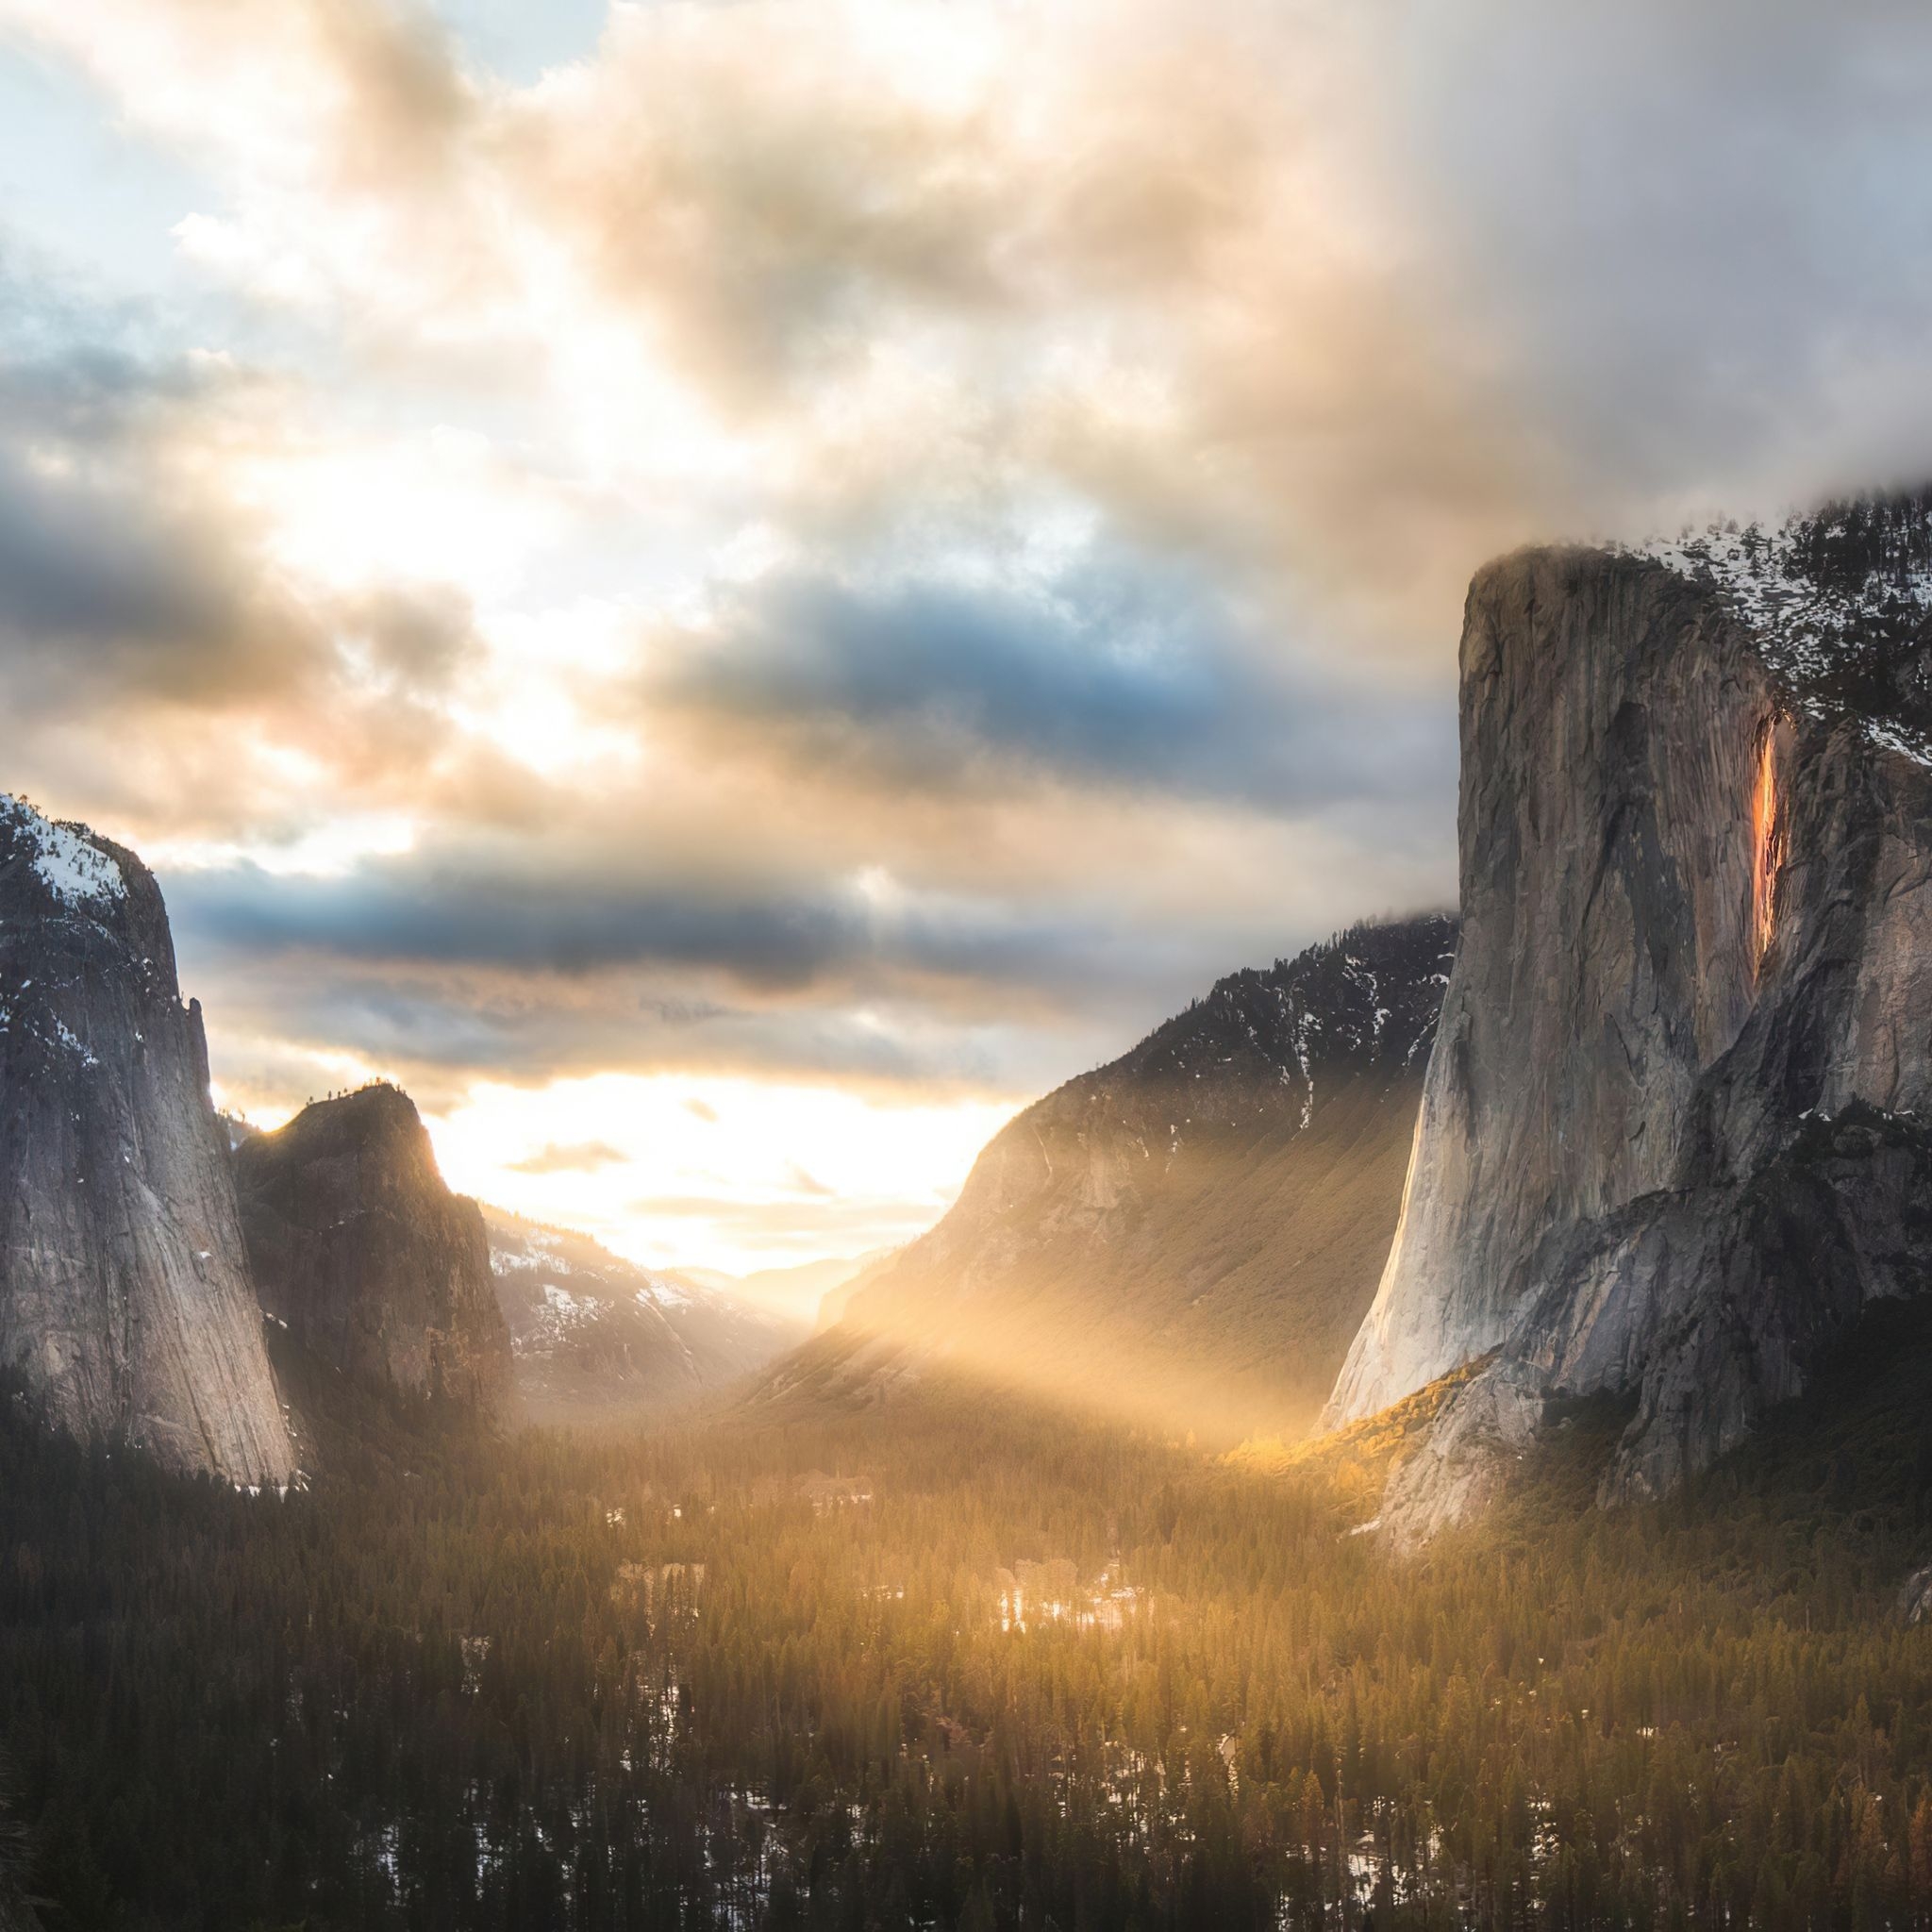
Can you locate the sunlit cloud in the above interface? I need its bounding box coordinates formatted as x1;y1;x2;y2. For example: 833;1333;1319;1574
430;1071;1012;1273
5;0;1932;1259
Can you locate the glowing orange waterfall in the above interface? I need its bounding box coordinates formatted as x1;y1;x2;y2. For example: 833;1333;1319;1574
1751;722;1784;971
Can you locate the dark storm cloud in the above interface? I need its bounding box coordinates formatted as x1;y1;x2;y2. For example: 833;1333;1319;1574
0;338;312;704
0;442;238;650
161;833;1265;1101
166;848;1167;997
651;562;1453;811
171;861;864;987
179;947;1089;1104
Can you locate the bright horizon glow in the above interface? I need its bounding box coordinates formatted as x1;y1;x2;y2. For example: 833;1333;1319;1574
427;1071;1014;1276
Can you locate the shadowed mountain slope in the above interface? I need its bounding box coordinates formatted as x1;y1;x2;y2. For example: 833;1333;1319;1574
754;915;1457;1443
236;1085;512;1418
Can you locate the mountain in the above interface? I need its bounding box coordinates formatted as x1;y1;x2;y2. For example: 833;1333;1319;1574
0;795;293;1485
757;914;1457;1441
812;1253;894;1332
235;1084;512;1415
731;1253;883;1327
484;1210;805;1425
1329;493;1932;1541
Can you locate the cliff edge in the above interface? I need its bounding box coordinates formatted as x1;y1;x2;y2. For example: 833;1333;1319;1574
237;1084;512;1416
1328;496;1932;1538
0;795;294;1484
760;914;1457;1442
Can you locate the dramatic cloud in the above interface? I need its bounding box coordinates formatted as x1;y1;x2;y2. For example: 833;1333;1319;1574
646;561;1451;810
4;0;1929;1263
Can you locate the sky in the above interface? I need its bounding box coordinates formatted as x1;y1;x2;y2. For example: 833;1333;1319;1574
3;0;1932;1274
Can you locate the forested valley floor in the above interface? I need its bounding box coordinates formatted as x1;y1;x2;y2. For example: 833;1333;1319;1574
7;1307;1932;1930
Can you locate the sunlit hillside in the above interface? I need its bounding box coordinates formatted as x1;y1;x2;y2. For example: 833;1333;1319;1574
758;917;1456;1446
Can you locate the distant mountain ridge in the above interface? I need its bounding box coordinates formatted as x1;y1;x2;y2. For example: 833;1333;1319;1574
728;1252;886;1326
485;1209;805;1425
755;914;1457;1441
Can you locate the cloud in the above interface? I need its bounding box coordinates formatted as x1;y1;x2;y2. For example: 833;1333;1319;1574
158;774;1456;1112
159;843;1209;1082
10;0;1932;1237
0;350;321;705
0;313;511;854
0;445;251;659
648;558;1452;810
508;1139;627;1175
625;1190;942;1248
1381;2;1932;514
169;855;872;985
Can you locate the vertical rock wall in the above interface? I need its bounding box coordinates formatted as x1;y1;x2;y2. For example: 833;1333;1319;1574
0;796;294;1484
236;1084;513;1415
1324;536;1932;1534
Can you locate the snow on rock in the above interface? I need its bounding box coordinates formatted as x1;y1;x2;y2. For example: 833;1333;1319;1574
531;1281;603;1345
0;795;295;1484
0;795;127;908
1331;527;1932;1542
52;1019;99;1067
1626;491;1932;766
482;1208;800;1422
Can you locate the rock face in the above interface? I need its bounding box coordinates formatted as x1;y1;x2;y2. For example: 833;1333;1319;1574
1328;495;1932;1538
0;795;294;1483
1898;1563;1932;1628
486;1210;804;1425
760;915;1457;1441
236;1085;512;1414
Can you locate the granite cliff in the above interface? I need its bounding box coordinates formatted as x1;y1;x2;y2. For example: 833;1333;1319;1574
236;1084;512;1415
758;915;1457;1441
1328;494;1932;1539
0;795;293;1484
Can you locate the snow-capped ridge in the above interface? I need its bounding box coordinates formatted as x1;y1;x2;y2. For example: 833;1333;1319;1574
1627;488;1932;766
482;1208;801;1424
0;793;128;908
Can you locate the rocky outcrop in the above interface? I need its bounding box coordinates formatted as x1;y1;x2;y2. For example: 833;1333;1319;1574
1898;1563;1932;1628
0;795;294;1484
758;915;1457;1441
1328;494;1932;1537
236;1085;512;1414
485;1210;803;1425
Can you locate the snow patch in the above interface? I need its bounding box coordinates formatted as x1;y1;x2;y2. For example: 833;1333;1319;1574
52;1020;99;1068
541;1283;598;1325
1628;508;1932;766
2;795;127;908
